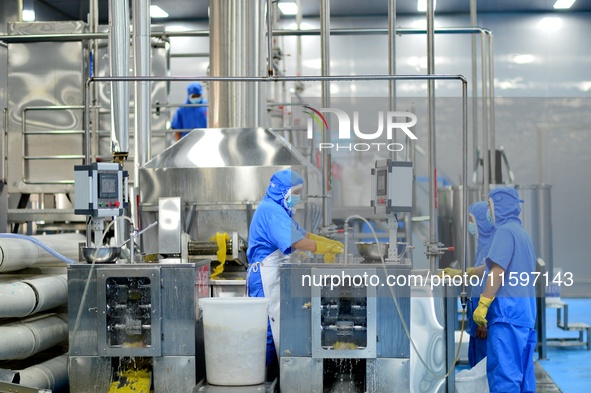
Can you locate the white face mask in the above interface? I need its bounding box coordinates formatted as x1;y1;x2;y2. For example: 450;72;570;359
189;97;203;104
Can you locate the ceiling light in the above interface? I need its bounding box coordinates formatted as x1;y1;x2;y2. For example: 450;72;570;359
417;0;437;12
553;0;576;9
22;9;35;21
278;2;299;16
513;54;535;64
150;5;169;18
537;17;563;30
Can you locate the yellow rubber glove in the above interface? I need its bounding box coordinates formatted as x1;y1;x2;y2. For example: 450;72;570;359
309;233;345;250
314;240;344;256
324;253;336;263
473;295;494;327
439;267;461;277
439;267;477;277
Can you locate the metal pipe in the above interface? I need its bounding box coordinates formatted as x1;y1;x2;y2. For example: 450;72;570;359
0;314;68;360
108;0;130;161
481;32;489;197
132;0;151;185
83;74;468;162
320;0;331;228
0;27;496;44
388;0;397;161
488;32;496;184
209;0;266;128
426;0;438;274
470;0;478;183
267;0;274;76
295;0;303;77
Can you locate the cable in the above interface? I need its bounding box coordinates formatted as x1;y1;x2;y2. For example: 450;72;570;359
345;214;467;379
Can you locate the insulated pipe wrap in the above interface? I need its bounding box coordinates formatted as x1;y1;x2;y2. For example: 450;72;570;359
0;314;68;360
0;234;84;273
18;354;69;391
0;279;37;318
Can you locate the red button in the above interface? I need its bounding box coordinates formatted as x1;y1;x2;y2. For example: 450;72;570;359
114;201;120;207
107;202;111;207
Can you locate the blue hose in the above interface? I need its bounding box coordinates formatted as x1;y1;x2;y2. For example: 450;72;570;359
0;234;77;264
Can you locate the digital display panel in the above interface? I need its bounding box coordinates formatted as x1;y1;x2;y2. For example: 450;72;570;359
98;172;119;199
376;169;387;196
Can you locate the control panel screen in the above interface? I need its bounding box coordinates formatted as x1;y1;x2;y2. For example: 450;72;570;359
376;169;387;197
98;172;119;199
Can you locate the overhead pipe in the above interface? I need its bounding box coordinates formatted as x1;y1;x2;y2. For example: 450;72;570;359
0;275;68;318
0;314;68;360
320;0;331;228
108;0;130;163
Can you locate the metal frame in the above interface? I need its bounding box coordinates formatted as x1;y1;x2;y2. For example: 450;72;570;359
96;267;162;357
310;267;377;359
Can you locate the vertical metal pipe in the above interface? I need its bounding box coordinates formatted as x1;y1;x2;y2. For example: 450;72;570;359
108;0;130;161
426;0;438;273
470;0;478;183
320;0;331;227
488;33;496;183
133;0;151;184
481;32;489;198
295;0;303;77
267;0;274;76
209;0;266;128
388;0;397;161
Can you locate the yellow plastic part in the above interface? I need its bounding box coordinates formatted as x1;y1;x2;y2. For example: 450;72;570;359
210;232;229;279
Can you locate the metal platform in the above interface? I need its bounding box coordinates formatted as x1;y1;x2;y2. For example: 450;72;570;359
547;300;591;350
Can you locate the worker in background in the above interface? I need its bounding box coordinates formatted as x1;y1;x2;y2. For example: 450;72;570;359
441;201;495;368
473;187;537;393
247;168;344;381
171;82;207;141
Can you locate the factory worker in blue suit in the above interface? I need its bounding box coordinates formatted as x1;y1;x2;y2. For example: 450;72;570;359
473;187;537;393
440;201;495;367
171;82;208;141
466;201;495;367
247;169;343;380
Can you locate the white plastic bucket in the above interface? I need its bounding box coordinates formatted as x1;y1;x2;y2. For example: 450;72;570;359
200;297;269;386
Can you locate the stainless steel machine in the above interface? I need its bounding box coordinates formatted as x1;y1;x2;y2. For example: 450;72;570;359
279;263;410;392
67;261;210;392
69;161;211;392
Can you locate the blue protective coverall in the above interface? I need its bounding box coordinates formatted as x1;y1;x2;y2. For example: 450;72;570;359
467;201;495;368
246;169;307;368
485;187;537;393
171;82;207;138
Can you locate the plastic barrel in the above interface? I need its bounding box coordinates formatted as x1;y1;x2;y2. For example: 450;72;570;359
200;297;269;386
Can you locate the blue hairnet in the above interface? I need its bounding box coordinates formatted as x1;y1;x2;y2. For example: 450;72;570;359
489;187;522;225
266;169;304;205
187;82;203;98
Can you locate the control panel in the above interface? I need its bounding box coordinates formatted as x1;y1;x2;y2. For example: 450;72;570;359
74;162;127;218
370;159;413;215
